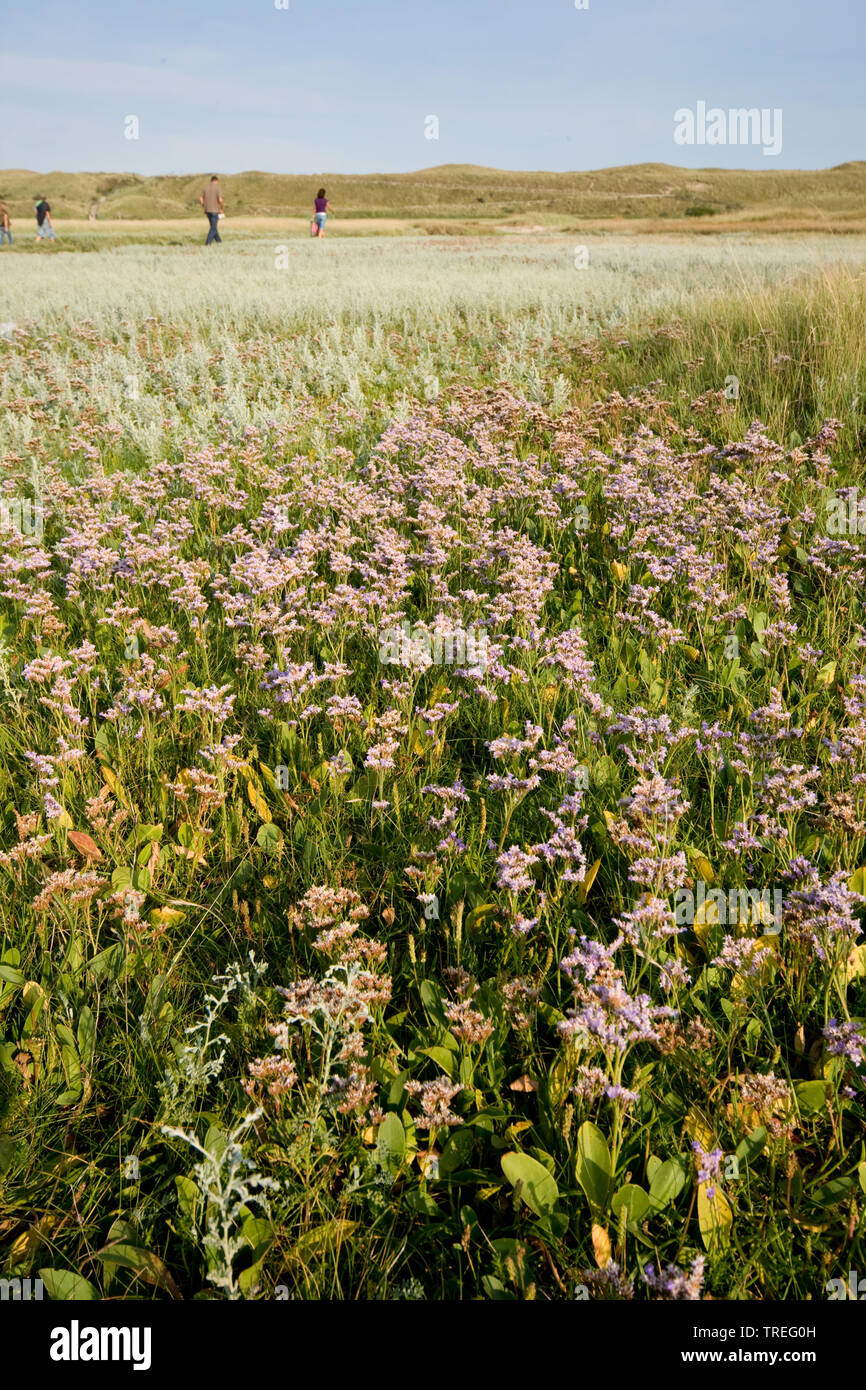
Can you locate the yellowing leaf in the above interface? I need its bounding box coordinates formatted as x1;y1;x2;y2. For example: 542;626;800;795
690;852;714;885
284;1220;358;1267
246;780;272;823
698;1184;733;1253
848;867;866;896
684;1108;715;1152
591;1223;612;1268
466;903;498;931
9;1215;58;1263
100;767;128;806
815;659;836;686
68;831;102;861
611;561;628;583
148;907;186;927
577;857;602;906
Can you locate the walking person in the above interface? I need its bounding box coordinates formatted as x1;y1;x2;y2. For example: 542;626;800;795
312;188;334;238
34;197;55;243
199;176;224;245
0;203;11;246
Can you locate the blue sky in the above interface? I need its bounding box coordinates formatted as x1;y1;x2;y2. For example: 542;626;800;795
2;0;863;173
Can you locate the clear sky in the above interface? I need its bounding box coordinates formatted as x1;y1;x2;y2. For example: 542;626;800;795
2;0;863;174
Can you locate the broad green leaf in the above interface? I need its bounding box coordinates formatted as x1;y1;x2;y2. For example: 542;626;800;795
417;1045;456;1077
38;1268;98;1301
575;1122;610;1216
735;1126;767;1165
610;1183;650;1224
649;1158;687;1213
96;1242;181;1298
795;1079;829;1114
256;822;283;854
175;1175;199;1225
439;1126;474;1177
133;823;164;844
501;1150;559;1217
377;1112;406;1174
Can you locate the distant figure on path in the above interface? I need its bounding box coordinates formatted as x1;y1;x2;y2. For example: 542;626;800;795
35;197;55;242
0;203;11;245
199;176;224;245
313;188;334;237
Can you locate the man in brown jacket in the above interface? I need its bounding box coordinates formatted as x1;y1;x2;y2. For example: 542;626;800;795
199;176;224;245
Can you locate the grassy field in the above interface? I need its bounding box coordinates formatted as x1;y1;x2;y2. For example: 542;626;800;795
3;161;866;234
1;232;865;1303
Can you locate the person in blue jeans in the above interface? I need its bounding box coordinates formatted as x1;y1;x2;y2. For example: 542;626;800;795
0;204;11;245
199;176;224;245
313;188;335;237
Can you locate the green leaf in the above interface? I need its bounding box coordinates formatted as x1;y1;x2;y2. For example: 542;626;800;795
610;1183;650;1224
240;1213;273;1261
377;1112;406;1174
133;823;164;844
174;1175;199;1225
575;1121;610;1217
38;1268;98;1301
284;1220;358;1267
649;1158;687;1213
54;1088;83;1107
795;1079;829;1114
417;1045;456;1077
501;1150;559;1217
77;1006;95;1071
439;1126;474;1177
735;1126;767;1165
96;1242;181;1298
811;1176;856;1207
256;822;283;854
419;979;447;1026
